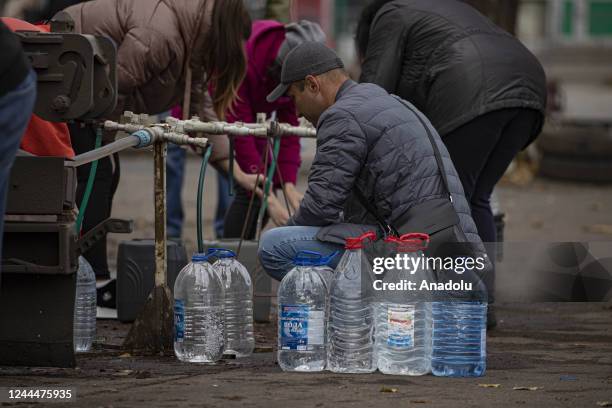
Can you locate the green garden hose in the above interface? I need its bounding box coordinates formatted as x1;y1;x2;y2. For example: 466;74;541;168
197;144;214;253
75;127;103;234
256;136;281;238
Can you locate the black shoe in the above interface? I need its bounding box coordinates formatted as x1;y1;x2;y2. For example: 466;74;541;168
487;305;497;330
96;279;116;309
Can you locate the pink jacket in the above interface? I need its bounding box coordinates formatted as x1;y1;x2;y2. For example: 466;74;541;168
226;20;301;188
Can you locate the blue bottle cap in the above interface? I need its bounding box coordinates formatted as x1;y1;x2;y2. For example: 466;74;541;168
191;253;209;262
293;250;339;266
206;248;236;259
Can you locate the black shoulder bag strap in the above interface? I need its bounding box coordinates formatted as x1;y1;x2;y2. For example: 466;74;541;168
392;95;454;203
353;187;398;238
353;95;455;237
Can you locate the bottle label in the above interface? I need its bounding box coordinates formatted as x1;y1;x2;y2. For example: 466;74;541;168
279;304;324;350
481;328;486;357
387;305;415;348
174;299;185;342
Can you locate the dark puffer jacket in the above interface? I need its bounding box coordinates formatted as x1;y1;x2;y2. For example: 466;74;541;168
289;80;481;244
359;0;547;139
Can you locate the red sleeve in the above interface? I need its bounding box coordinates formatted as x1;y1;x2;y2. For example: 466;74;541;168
274;106;301;187
226;78;264;175
20;115;75;158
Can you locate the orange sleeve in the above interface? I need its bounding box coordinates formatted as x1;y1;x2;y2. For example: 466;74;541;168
20;115;75;158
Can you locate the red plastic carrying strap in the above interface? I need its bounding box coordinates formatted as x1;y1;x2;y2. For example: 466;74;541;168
345;231;377;249
398;232;430;252
384;232;430;252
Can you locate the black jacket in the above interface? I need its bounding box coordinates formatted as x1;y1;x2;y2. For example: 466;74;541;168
0;21;29;97
288;80;482;245
359;0;547;139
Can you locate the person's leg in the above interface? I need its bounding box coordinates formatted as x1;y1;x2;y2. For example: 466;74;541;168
70;123;113;279
0;70;37;276
214;170;233;238
469;108;540;243
443;108;539;323
258;226;344;281
223;186;261;239
442;109;518;311
442;109;529;240
110;152;120;203
166;143;186;238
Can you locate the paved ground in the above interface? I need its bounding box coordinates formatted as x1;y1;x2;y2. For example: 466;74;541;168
0;303;610;407
1;152;611;407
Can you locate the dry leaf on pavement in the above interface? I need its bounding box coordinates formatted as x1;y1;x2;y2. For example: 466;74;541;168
583;224;612;235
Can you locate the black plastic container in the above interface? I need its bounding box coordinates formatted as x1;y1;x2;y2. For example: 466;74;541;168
116;239;188;322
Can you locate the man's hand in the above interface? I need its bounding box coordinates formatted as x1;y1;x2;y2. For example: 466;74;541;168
266;193;290;226
281;182;303;212
254;187;290;226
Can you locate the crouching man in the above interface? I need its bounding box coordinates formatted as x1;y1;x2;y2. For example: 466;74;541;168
258;42;484;287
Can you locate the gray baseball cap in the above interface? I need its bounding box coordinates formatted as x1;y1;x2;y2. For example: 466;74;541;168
276;20;326;64
266;41;345;103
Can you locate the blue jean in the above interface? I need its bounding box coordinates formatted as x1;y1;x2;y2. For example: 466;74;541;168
214;169;232;238
166;143;233;238
258;226;345;281
0;70;37;274
166;143;186;238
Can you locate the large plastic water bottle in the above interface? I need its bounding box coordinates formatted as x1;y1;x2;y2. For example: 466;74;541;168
174;253;225;363
375;233;432;375
277;250;331;372
208;248;254;357
74;256;97;352
313;265;334;292
328;232;377;373
431;300;487;377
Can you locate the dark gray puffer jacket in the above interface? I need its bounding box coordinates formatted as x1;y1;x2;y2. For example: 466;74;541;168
289;80;481;245
359;0;547;140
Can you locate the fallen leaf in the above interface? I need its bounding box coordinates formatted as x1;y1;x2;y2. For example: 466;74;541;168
479;384;501;388
597;402;612;407
119;353;131;358
114;369;133;377
135;370;151;379
590;202;603;212
380;386;398;393
513;386;542;391
583;224;612;235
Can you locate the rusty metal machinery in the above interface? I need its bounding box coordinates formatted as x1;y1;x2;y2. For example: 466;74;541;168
0;20;121;367
15;13;118;122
